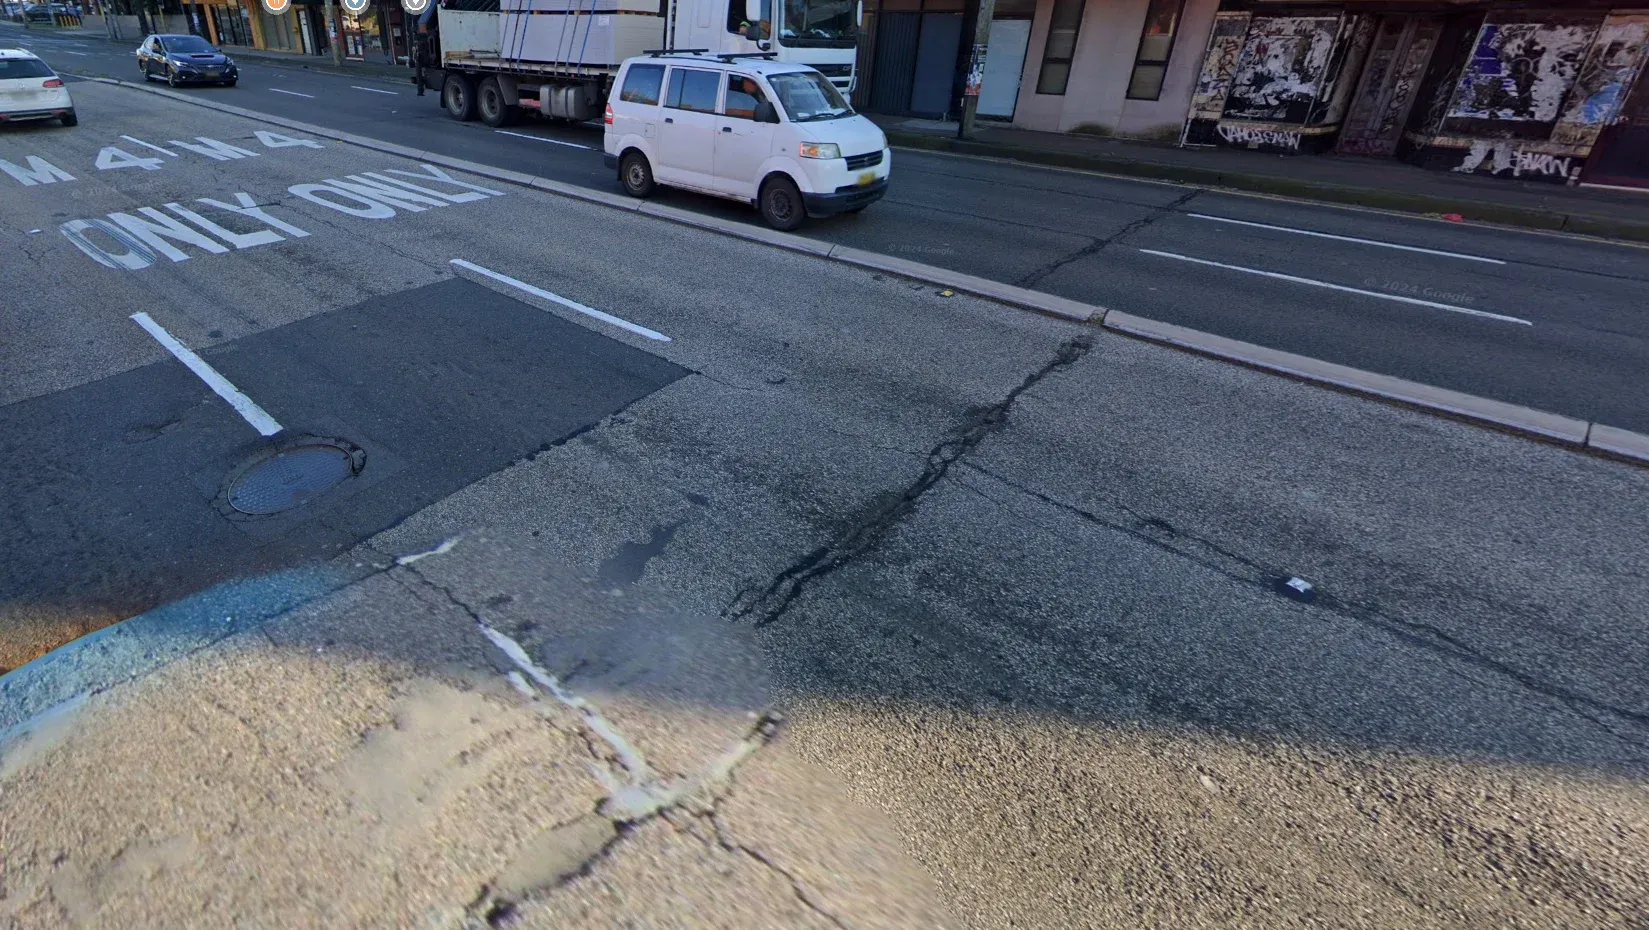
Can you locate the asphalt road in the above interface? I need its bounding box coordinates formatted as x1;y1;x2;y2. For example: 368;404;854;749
9;21;1649;434
3;53;1649;930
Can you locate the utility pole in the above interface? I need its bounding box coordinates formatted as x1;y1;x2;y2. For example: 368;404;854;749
324;0;343;67
956;0;994;140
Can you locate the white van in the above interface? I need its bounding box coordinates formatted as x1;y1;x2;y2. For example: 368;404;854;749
604;53;890;231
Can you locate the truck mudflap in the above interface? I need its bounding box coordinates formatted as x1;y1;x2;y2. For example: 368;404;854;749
418;67;445;93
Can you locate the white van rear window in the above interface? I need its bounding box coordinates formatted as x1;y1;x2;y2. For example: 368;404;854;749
619;64;665;105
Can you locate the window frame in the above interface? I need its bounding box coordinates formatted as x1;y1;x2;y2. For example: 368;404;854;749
664;66;725;114
720;72;768;120
1034;0;1086;96
1123;0;1186;102
619;62;666;106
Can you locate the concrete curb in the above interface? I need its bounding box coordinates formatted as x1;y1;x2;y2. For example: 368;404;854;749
92;77;1649;466
886;131;1649;246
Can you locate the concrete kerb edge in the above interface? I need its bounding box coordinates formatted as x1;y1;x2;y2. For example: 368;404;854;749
98;78;1649;466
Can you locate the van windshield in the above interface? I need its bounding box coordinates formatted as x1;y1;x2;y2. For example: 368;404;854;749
768;71;853;122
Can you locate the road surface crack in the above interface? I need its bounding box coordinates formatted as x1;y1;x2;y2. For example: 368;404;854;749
1016;189;1198;288
700;804;853;930
962;463;1649;746
724;336;1093;628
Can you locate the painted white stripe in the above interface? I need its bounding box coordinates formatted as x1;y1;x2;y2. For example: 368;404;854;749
129;313;284;435
55;49;88;56
269;88;316;98
493;129;593;150
1186;213;1506;264
121;134;176;157
450;259;671;342
1137;249;1532;326
351;84;399;95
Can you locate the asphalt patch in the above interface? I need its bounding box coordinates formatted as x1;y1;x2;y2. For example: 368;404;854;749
0;276;685;671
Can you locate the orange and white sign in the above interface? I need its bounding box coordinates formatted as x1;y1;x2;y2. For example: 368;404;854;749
261;0;290;14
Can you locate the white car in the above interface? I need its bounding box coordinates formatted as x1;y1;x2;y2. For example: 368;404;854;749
604;53;889;231
0;48;74;126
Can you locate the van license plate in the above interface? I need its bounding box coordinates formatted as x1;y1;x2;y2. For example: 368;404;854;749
857;172;875;186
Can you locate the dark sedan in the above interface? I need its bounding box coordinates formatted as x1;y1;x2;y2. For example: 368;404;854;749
136;33;238;87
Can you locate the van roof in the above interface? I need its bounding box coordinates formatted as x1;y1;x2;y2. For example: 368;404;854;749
628;53;813;76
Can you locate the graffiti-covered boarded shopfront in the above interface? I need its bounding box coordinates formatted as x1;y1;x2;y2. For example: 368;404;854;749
1183;1;1649;187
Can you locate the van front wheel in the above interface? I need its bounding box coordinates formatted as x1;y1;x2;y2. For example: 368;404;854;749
759;176;804;232
620;151;655;198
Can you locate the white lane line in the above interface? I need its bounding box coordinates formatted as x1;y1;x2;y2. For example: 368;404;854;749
129;313;285;436
450;259;671;342
121;134;176;157
1186;213;1507;265
1137;249;1532;326
270;88;316;98
352;84;399;95
493;129;593;150
55;49;89;56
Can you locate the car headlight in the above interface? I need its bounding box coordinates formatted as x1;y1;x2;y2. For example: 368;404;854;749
798;141;840;160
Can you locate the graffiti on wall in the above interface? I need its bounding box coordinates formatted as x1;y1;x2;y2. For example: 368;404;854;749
1551;15;1649;145
1313;15;1376;127
1450;140;1579;179
1448;22;1599;122
1224;16;1342;122
1217;124;1302;150
1338;17;1443;157
1188;12;1253;120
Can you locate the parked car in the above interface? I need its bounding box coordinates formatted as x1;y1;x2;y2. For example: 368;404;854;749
0;48;75;126
603;53;889;231
136;33;237;87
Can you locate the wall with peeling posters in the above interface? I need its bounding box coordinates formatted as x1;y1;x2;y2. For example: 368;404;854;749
1403;8;1649;183
1183;11;1375;154
1182;2;1649;183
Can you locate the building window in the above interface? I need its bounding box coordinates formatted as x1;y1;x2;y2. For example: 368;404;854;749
1035;0;1084;95
1125;0;1184;100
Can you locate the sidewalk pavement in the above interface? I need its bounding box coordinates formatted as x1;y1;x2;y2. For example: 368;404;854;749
0;534;954;929
872;114;1649;243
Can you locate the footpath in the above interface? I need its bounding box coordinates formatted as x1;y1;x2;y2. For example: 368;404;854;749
871;114;1649;244
0;534;954;928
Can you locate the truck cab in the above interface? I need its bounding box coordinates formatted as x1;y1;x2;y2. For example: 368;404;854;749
668;0;857;96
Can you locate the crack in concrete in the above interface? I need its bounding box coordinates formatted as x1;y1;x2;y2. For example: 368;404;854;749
702;805;853;930
960;461;1649;748
1015;189;1199;288
389;542;792;921
723;336;1094;629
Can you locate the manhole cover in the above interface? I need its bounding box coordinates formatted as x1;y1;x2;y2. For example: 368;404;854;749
227;441;363;515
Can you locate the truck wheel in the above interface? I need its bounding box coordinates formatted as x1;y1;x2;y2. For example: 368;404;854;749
478;76;518;127
443;74;477;122
620;151;654;198
759;176;805;232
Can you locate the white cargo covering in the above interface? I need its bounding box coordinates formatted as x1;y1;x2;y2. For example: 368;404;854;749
497;11;664;67
501;0;658;13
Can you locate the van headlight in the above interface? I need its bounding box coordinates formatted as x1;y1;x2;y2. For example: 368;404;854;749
798;142;841;160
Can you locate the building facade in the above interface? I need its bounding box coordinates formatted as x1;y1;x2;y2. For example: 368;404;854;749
857;0;1649;188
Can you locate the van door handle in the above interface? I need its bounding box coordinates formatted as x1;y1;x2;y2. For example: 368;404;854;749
664;117;674;123
722;126;732;133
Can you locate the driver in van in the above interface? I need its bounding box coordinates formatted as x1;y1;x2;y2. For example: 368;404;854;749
725;76;765;119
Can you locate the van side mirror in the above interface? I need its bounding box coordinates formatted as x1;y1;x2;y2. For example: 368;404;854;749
754;100;778;123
